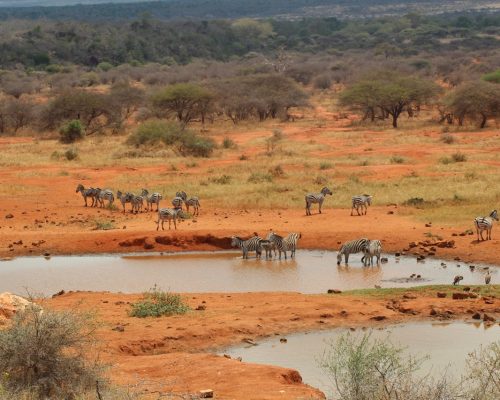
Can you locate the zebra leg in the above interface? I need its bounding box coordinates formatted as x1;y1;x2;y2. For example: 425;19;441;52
356;206;361;216
173;217;177;230
318;200;323;214
480;230;485;241
345;254;349;265
305;200;310;216
156;220;160;231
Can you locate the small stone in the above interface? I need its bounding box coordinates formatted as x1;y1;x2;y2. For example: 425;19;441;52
196;305;206;311
430;308;437;316
483;313;495;322
280;338;287;343
437;292;447;298
5;214;13;219
371;315;387;321
452;292;468;300
112;326;125;332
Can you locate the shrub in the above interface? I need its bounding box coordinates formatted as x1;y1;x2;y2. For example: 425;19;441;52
94;219;115;230
313;74;332;89
130;287;189;318
222;137;236;149
319;162;333;170
248;172;273;183
178;132;216;158
0;303;101;399
269;164;285;178
97;62;114;72
314;175;328;185
390;155;405;164
403;197;425;206
482;69;500;84
239;154;249;161
210;175;232;185
59;120;84;144
64;147;79;161
441;133;455;144
451;152;467;162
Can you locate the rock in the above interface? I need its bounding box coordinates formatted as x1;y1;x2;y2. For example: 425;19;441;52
395;252;401;257
5;214;13;219
380;257;388;263
223;354;231;359
483;313;495;322
196;305;206;311
437;292;447;298
112;326;125;332
387;211;394;214
452;292;469;300
468;293;478;299
472;312;481;320
320;313;334;318
403;294;417;299
430;308;437;316
280;338;287;343
0;293;39;323
327;289;342;294
370;315;387;321
199;389;214;398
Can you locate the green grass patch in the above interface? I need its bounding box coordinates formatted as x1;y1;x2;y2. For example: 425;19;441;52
130;286;190;318
336;285;500;299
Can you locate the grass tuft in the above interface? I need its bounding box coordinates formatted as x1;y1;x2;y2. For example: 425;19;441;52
130;286;190;318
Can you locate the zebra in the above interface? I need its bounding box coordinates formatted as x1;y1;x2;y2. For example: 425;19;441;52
351;194;372;216
485;272;491;285
362;239;382;266
305;187;333;216
141;189;163;212
268;232;289;260
259;239;274;260
474;210;498;241
76;184;98;207
130;194;144;214
337;238;369;265
231;236;263;259
185;197;200;216
453;275;463;285
176;191;188;201
97;189;114;208
156;208;183;230
172;196;184;210
116;191;133;213
284;232;301;258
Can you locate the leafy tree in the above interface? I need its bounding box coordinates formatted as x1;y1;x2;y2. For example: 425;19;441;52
151;83;214;126
59;120;84;143
107;81;144;129
341;74;441;127
445;81;500;128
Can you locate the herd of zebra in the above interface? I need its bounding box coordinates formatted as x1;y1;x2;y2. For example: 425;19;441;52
75;184;201;230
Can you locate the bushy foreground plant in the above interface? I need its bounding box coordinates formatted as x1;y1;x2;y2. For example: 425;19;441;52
0;304;101;399
130;286;190;318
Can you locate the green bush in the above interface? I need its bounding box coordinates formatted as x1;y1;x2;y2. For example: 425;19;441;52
97;62;113;72
59;120;84;144
178;132;216;157
222;137;236;149
482;69;500;84
248;172;273;183
64;147;79;161
130;287;190;318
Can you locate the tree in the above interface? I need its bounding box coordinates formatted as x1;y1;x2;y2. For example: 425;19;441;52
59;120;84;143
445;81;500;128
0;97;35;134
340;74;441;127
107;81;144;130
151;83;214;127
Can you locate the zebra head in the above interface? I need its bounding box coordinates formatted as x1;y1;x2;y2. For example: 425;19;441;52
321;187;333;196
336;250;343;265
365;195;372;206
176;191;187;201
117;190;123;198
231;236;241;247
490;210;499;221
141;188;149;196
76;183;84;193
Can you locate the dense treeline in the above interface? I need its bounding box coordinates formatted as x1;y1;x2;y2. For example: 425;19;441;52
0;12;498;68
0;0;496;22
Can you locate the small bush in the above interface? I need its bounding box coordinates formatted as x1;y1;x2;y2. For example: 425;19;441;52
269;164;285;178
248;172;273;183
239;154;249;161
210;175;232;185
313;74;332;89
94;219;115;230
314;175;328;185
441;133;455;144
319;162;333;170
64;147;79;161
403;197;425;206
97;62;113;72
390;155;405;164
130;287;189;318
451;152;467;162
178;133;216;157
222;137;236;149
0;303;101;399
59;120;84;144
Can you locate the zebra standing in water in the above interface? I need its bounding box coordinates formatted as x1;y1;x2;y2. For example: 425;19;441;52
337;238;369;265
76;184;98;207
284;232;301;258
305;187;333;215
97;189;114;208
185;197;201;216
141;189;163;212
474;210;498;241
268;232;289;260
231;235;263;259
116;191;133;213
156;208;183;230
362;239;382;266
351;194;372;216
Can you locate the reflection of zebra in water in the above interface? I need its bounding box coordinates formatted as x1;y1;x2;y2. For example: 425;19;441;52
185;197;200;216
284;232;301;258
231;236;263;259
141;189;163;212
362;239;382;266
76;184;98;207
474;210;498;241
305;187;333;215
97;189;114;208
337;238;369;265
351;194;372;216
156;208;183;230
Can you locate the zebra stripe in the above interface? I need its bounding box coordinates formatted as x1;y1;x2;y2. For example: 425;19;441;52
362;239;382;266
268;232;289;260
305;187;333;215
172;196;183;209
176;191;187;201
284;232;301;258
141;189;163;212
130;195;144;213
231;236;263;259
76;184;98;207
337;238;369;265
351;194;372;216
116;191;133;213
259;239;274;260
185;197;200;216
97;189;114;208
156;208;183;230
474;210;498;241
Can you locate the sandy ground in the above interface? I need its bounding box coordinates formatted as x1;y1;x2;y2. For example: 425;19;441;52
44;289;500;399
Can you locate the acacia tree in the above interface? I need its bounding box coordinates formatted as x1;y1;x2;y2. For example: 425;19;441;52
151;83;214;127
445;81;500;128
340;75;441;127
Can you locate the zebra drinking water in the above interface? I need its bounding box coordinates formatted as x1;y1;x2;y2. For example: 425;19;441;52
351;194;372;216
362;239;382;266
141;189;163;212
156;208;183;230
231;236;263;259
474;210;498;241
337;238;369;265
305;187;333;215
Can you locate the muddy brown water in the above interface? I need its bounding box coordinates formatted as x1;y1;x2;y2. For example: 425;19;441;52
221;322;500;397
0;251;496;296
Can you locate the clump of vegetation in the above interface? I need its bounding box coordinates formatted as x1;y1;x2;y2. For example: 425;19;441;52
222;137;236;149
130;286;190;318
94;219;115;230
319;162;333;170
440;152;467;164
64;147;79;161
441;133;455;144
209;174;232;185
59;120;84;144
248;172;273;183
314;175;328;185
482;69;500;84
239;154;249;161
127;120;216;158
269;164;285;178
0;303;101;399
403;197;425;206
390;155;405;164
